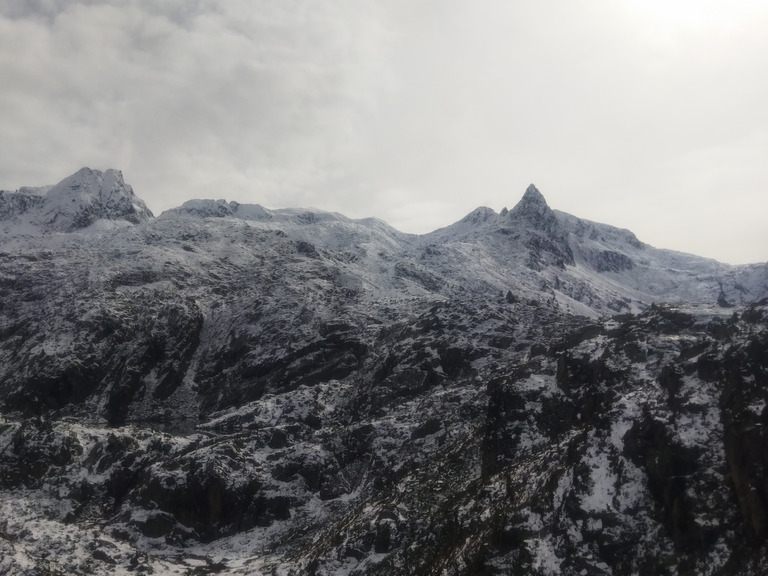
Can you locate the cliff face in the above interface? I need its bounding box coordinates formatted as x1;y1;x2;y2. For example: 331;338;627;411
482;301;768;575
1;169;767;575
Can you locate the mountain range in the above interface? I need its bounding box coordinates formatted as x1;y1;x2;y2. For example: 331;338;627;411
1;168;767;575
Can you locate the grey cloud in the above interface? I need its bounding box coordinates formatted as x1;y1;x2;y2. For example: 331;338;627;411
0;0;389;201
1;1;767;263
0;0;71;20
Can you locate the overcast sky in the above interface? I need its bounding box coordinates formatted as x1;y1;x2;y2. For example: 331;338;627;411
1;1;767;264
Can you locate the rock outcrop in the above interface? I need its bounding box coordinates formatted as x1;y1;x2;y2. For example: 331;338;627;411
1;169;767;575
0;167;153;233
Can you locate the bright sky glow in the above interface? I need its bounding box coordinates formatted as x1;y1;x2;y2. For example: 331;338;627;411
624;0;762;27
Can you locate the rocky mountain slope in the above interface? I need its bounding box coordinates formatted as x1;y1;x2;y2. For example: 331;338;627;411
1;169;767;575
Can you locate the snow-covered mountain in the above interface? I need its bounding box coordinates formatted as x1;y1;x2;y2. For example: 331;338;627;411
0;167;152;235
1;168;767;575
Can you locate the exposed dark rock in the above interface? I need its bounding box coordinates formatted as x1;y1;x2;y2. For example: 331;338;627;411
593;249;634;273
411;417;443;440
623;415;706;552
2;173;768;575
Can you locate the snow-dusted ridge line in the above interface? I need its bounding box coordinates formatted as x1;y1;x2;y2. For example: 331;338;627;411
2;167;765;264
3;168;766;314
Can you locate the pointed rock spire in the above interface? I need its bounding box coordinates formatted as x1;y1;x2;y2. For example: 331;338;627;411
506;183;574;269
512;184;550;217
509;183;555;224
522;183;547;205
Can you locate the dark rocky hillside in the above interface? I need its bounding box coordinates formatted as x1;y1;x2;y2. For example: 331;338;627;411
1;169;767;575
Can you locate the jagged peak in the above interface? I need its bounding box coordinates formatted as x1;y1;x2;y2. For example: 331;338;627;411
501;183;574;269
524;183;546;201
48;167;123;196
506;183;559;232
35;167;153;231
512;183;550;215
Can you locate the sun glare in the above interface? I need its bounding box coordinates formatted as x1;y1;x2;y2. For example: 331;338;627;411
623;0;761;28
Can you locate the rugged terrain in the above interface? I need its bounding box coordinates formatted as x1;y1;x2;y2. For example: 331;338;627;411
0;168;767;575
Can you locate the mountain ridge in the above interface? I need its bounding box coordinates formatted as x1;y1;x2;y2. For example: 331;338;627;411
1;168;768;575
3;168;767;316
1;168;762;264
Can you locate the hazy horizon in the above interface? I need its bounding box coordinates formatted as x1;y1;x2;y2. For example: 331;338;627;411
1;1;766;264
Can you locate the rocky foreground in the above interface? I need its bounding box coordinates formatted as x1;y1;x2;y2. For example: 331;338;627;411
1;169;767;575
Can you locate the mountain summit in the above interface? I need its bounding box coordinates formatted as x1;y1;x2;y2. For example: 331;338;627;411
519;183;549;209
508;183;556;227
39;167;153;231
0;167;153;232
500;183;574;269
